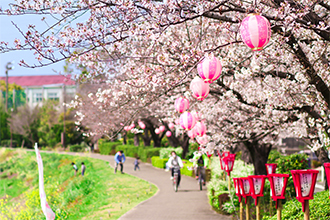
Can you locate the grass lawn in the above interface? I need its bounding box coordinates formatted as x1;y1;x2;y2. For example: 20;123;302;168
0;148;157;219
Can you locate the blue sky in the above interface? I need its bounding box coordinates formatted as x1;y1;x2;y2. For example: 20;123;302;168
0;0;69;77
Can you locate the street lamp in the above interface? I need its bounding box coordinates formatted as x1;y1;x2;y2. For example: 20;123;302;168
5;62;14;112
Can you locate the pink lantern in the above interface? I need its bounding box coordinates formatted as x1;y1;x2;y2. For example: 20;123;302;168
130;123;135;128
194;121;206;136
196;135;209;146
197;54;222;83
190;77;210;101
155;128;160;134
124;126;130;131
240;13;271;51
188;129;197;139
180;111;196;130
175;96;190;113
166;131;172;137
159;125;165;133
168;122;175;129
138;121;146;129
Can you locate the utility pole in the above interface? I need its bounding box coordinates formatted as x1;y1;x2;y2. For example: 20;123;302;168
5;62;13;112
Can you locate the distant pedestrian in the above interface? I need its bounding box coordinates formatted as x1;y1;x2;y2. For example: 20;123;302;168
81;162;86;176
114;150;126;174
134;157;140;171
71;162;78;176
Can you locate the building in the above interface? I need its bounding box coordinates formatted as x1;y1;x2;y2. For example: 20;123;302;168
0;75;76;108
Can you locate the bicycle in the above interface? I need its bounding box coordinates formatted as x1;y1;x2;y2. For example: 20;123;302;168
172;167;180;192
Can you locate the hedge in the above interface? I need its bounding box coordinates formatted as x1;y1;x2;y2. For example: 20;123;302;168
159;147;183;159
69;144;85;152
151;156;168;169
1;140;18;148
98;141;121;155
115;144;161;162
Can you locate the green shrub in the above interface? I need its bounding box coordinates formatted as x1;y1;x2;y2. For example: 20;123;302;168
1;140;18;147
185;142;199;159
99;141;121;155
159;147;183;159
151;156;168;169
267;150;282;163
139;148;161;162
263;190;330;220
181;159;193;176
116;145;139;158
114;145;160;162
69;144;85;152
273;153;309;198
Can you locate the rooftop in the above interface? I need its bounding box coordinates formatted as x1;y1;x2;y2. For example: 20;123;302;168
0;75;76;87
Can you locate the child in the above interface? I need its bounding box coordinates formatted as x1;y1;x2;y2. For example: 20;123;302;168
71;162;78;176
81;162;86;176
134;157;140;171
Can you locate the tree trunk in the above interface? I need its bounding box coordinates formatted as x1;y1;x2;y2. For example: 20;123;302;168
134;134;140;146
181;134;190;159
315;147;330;190
123;132;127;145
21;139;25;148
141;129;151;146
245;141;272;175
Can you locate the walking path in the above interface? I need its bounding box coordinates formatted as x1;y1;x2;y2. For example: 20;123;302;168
62;152;231;220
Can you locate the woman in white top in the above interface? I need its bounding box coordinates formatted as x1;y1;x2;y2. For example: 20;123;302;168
167;151;184;186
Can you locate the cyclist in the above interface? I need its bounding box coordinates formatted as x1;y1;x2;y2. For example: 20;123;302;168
192;150;209;185
168;151;184;186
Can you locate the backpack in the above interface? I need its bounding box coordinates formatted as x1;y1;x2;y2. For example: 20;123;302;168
197;156;204;166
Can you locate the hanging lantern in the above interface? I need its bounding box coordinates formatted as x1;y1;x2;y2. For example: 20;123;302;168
166;131;172;137
180;111;196;130
291;169;319;212
239;177;251;204
240;13;271;51
197;54;222;83
168;122;175;129
188;128;197;139
130;123;135;128
175;96;190;113
194;121;206;136
248;175;267;205
223;154;236;176
138;121;146;129
265;163;277;175
124;126;130;131
190;77;210;101
233;178;242;203
324;163;330;198
159;125;165;133
196;135;209;146
268;173;290;209
155;128;160;134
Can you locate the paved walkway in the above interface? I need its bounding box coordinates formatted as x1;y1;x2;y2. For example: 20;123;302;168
61;152;231;220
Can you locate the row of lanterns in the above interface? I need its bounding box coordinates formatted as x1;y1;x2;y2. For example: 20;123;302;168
232;162;322;220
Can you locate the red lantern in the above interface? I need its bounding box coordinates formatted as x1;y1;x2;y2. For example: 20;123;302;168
175;96;189;113
239;177;251;204
194;121;206;136
223;154;236;176
291;169;319;212
248;175;267;205
180;111;196;130
324;163;330;198
268;173;290;209
217;151;230;170
240;13;271;51
197;54;222;83
265;163;277;175
190;77;210;101
233;177;242;203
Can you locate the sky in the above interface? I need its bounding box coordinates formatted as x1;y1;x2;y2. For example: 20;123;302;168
0;0;72;77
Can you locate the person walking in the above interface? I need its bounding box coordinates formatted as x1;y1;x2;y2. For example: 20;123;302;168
114;150;126;174
71;162;78;176
134;157;140;171
81;162;86;176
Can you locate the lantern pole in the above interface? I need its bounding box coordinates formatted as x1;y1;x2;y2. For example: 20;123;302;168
277;200;282;220
228;173;231;191
256;197;261;220
239;200;243;220
246;197;250;220
304;201;309;220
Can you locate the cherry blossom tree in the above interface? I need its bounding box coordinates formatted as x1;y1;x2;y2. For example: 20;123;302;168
2;0;330;175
